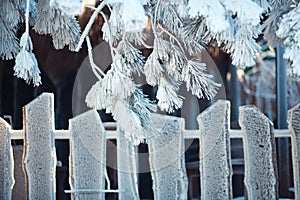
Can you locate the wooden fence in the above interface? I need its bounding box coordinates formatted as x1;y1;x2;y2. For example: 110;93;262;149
0;93;299;199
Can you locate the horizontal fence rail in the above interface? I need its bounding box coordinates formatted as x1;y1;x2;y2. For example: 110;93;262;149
8;126;293;140
0;93;299;200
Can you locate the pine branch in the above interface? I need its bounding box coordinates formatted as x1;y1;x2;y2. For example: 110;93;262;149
277;3;300;80
34;0;81;51
157;76;184;113
182;59;221;99
14;0;41;86
0;17;19;60
263;6;290;47
117;40;145;75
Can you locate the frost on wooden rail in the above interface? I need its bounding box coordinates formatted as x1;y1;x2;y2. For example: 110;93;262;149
289;103;300;200
239;105;278;199
148;114;188;200
0;118;14;200
69;109;106;200
197;100;232;200
23;93;56;200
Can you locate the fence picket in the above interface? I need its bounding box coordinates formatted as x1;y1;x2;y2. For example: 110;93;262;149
239;105;278;199
197;100;233;200
69;109;106;200
117;130;140;200
288;103;300;199
0;118;14;200
23;93;56;200
1;93;299;199
148;114;188;200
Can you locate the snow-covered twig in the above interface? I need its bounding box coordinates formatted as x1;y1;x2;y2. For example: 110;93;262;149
86;36;105;79
76;1;106;51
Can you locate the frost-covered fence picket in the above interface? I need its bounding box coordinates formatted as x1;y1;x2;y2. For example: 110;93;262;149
0;93;300;200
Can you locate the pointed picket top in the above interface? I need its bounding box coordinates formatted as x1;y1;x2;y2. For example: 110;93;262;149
23;93;56;200
239;105;278;199
0;118;14;200
288;103;300;200
69;109;106;200
197;100;232;200
148;113;188;200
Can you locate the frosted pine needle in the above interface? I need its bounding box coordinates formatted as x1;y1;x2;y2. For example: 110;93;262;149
263;7;290;47
107;69;136;99
188;0;229;34
86;81;106;110
155;1;183;34
14;0;41;86
157;77;183;113
165;44;187;80
128;88;158;142
112;100;146;145
144;52;164;86
144;38;171;85
130;88;157;128
14;48;41;86
222;0;263;25
51;14;81;51
101;21;122;48
224;23;261;67
0;0;21;30
34;0;81;51
277;3;300;80
85;79;117;112
182;60;221;99
124;31;147;46
117;41;145;75
0;18;19;60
